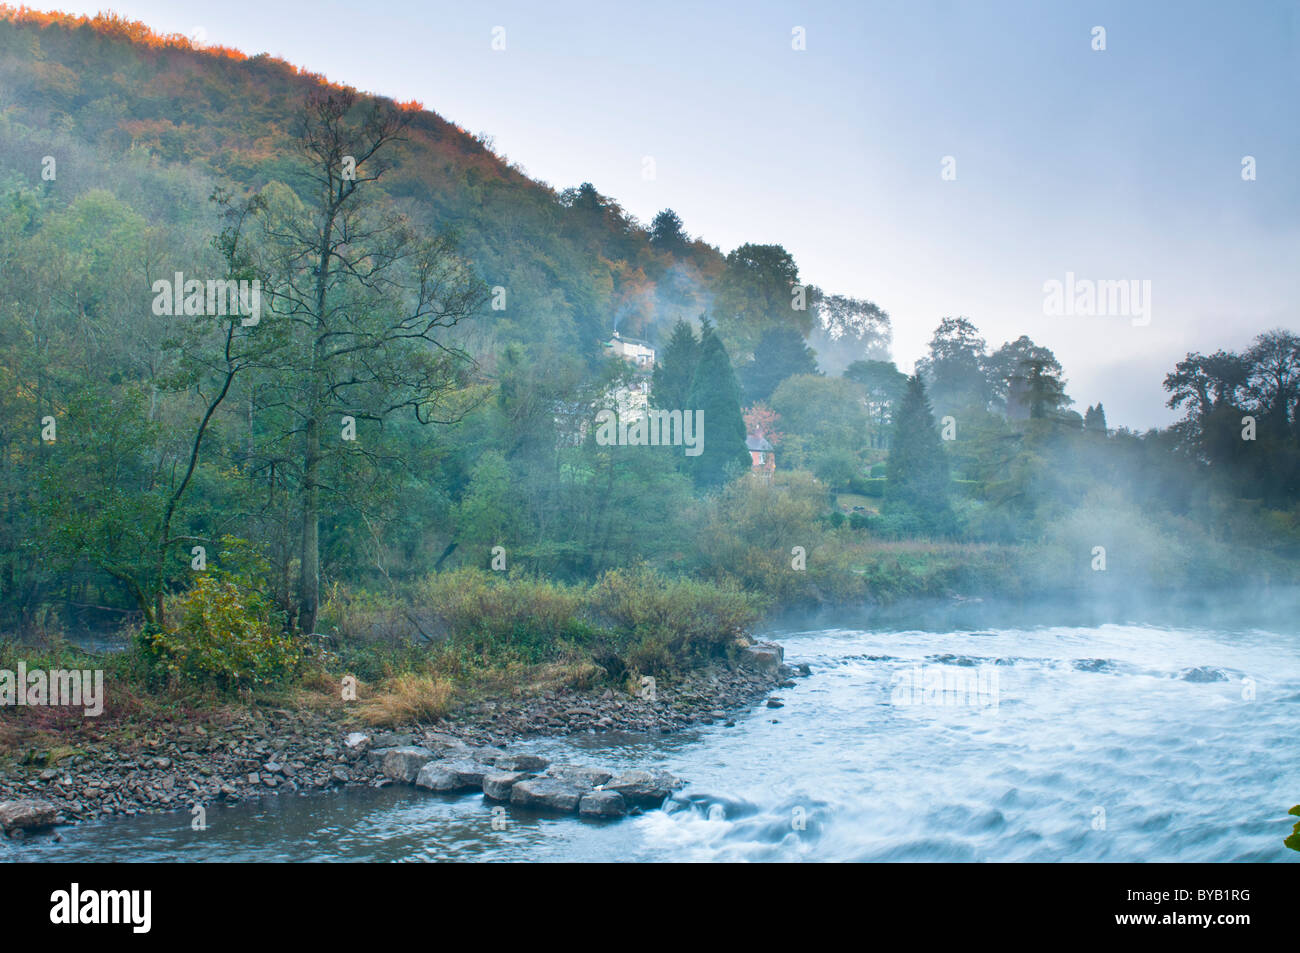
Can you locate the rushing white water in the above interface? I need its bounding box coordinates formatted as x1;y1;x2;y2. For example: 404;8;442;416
7;615;1300;862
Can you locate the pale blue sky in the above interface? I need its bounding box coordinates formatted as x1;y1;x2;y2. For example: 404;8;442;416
48;0;1300;427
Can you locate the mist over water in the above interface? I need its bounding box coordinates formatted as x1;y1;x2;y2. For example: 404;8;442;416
8;599;1299;863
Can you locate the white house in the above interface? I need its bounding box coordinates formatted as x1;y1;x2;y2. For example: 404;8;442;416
606;331;655;369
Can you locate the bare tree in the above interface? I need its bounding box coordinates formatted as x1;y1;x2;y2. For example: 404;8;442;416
254;91;487;633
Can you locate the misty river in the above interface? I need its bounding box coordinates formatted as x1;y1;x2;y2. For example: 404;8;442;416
6;600;1299;862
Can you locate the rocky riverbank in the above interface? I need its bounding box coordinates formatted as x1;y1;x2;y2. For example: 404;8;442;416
0;642;802;834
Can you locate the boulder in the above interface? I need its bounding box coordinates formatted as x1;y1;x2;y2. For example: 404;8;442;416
0;799;58;833
604;770;684;808
415;760;493;793
578;790;627;818
510;777;586;813
380;746;436;783
492;753;550;772
343;732;370;750
481;770;535;801
421;734;474;758
741;643;784;673
545;764;612;788
1181;667;1229;683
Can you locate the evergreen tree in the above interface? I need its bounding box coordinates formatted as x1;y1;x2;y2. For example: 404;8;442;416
884;375;954;533
651;318;699;410
1084;403;1108;433
649;209;689;255
1023;358;1071;420
686;321;751;486
741;325;819;403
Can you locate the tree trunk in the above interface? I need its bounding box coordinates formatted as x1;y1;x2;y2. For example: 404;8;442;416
299;411;321;634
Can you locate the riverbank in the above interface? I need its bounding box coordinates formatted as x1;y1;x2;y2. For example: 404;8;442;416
0;643;798;831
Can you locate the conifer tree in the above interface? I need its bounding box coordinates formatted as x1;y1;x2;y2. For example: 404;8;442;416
885;375;954;532
686;321;751;486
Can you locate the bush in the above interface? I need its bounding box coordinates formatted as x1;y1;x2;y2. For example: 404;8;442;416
140;541;302;692
848;476;886;497
412;569;588;664
589;567;765;674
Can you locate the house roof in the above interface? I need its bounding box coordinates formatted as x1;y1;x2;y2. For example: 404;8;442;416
609;332;654;350
746;434;773;452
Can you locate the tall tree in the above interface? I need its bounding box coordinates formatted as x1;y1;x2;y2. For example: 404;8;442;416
686;322;751;486
845;359;908;447
985;335;1067;419
808;290;892;375
651;318;699;410
741;325;818;403
1083;403;1108;433
714;243;804;357
254;92;487;633
884;375;954;533
648;209;689;255
916;317;990;416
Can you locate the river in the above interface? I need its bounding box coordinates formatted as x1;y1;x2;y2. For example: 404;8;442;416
6;601;1299;862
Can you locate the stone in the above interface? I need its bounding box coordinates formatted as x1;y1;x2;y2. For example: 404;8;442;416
481;770;534;801
414;761;492;793
343;732;370;749
371;732;416;748
0;799;58;833
741;643;784;673
766;698;784;708
603;770;684;808
510;777;586;813
1181;667;1229;683
492;753;550;772
545;764;612;788
578;790;627;818
380;746;436;783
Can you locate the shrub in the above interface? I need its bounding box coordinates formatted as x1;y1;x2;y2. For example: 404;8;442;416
412;568;587;664
140;541;302;691
589;567;765;674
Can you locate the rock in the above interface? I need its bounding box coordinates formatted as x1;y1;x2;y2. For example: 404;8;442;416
545;764;612;788
0;799;58;833
492;753;550;772
414;761;493;793
604;770;684;808
371;732;416;748
578;790;627;818
741;643;784;673
1181;667;1229;683
766;698;784;708
381;747;437;783
366;747;397;766
343;732;370;750
510;777;586;813
330;767;350;784
481;770;535;801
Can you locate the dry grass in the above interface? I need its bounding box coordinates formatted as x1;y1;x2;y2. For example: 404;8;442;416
357;673;455;727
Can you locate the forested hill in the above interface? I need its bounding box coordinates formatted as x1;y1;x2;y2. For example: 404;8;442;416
0;7;752;363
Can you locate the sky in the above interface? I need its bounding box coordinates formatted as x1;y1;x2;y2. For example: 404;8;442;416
45;0;1300;428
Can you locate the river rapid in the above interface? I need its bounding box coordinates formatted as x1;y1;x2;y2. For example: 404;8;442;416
7;599;1300;862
